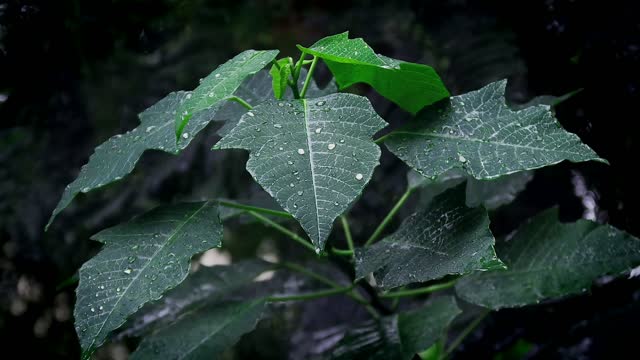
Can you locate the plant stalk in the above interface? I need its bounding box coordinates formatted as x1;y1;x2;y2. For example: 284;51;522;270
364;187;415;246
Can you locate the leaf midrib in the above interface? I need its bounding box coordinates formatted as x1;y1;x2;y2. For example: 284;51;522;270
301;99;321;247
86;202;210;353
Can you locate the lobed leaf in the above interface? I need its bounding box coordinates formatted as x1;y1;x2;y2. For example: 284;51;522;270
215;93;387;250
298;32;449;114
74;202;222;358
47;92;220;229
383;80;605;180
355;185;504;290
456;208;640;309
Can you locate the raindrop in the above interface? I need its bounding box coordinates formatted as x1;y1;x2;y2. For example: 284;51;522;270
458;154;467;163
215;73;221;78
82;187;90;193
279;147;284;151
339;139;345;143
289;183;295;187
208;92;214;98
185;93;192;99
247;112;255;117
99;306;103;310
315;128;322;134
327;143;336;150
278;102;284;107
297;190;303;196
273;124;282;128
116;287;121;292
91;308;95;312
256;128;261;132
355;173;364;180
315;248;320;255
287;161;293;165
316;101;326;106
334;202;339;206
145;126;156;133
297;149;305;155
182;132;189;139
123;268;132;275
128;256;136;263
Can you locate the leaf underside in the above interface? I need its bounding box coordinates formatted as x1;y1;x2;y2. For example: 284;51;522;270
384;79;605;180
75;202;222;358
215;93;387;250
355;185;504;290
331;296;461;360
298;32;449;114
456;208;640;309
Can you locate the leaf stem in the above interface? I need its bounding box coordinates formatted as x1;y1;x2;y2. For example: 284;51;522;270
373;133;391;144
247;211;316;253
379;279;458;298
225;96;253;110
340;215;355;254
218;200;293;219
299;56;318;98
444;309;490;358
364;187;415;246
267;286;353;302
330;247;354;256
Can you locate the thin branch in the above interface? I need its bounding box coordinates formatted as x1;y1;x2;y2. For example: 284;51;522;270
365;187;415;246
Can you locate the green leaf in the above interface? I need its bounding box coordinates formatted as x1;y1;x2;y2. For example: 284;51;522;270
383;80;606;180
215;69;337;136
331;296;461;360
47;92;221;229
131;299;267;360
355;185;504;290
214;93;387;250
456;208;640;309
74;202;222;358
298;32;449;114
269;58;293;100
175;49;279;137
120;260;273;338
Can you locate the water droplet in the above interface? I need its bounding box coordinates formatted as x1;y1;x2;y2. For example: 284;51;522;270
334;201;339;206
278;102;284;107
215;73;221;78
285;102;292;107
293;203;298;208
339;139;345;143
289;183;295;187
99;306;104;310
90;307;95;312
327;143;336;150
247;111;255;117
297;148;305;155
116;287;121;292
354;51;359;56
185;93;192;99
315;128;322;134
273;123;282;128
458;154;467;163
132;245;138;250
145;126;156;133
82;187;90;193
124;268;132;275
128;256;136;263
355;173;364;180
182;132;189;139
316;101;325;106
297;190;303;196
315;248;320;255
287;161;293;165
460;101;465;106
208;92;214;98
279;147;284;151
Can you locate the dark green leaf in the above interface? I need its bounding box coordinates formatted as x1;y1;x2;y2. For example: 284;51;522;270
331;297;461;360
75;202;222;358
47;92;220;229
175;49;279;136
384;80;605;180
131;299;267;360
120;260;273;338
456;208;640;309
298;32;449;114
215;93;387;250
355;186;504;289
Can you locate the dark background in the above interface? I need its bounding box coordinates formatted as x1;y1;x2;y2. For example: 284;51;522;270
1;0;639;358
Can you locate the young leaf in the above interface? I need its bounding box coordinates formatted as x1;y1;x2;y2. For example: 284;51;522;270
355;185;505;290
47;92;220;229
269;58;292;100
456;208;640;309
120;260;273;338
175;49;279;137
214;93;387;250
131;299;267;360
331;296;461;360
74;202;222;358
383;80;606;180
298;32;449;114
